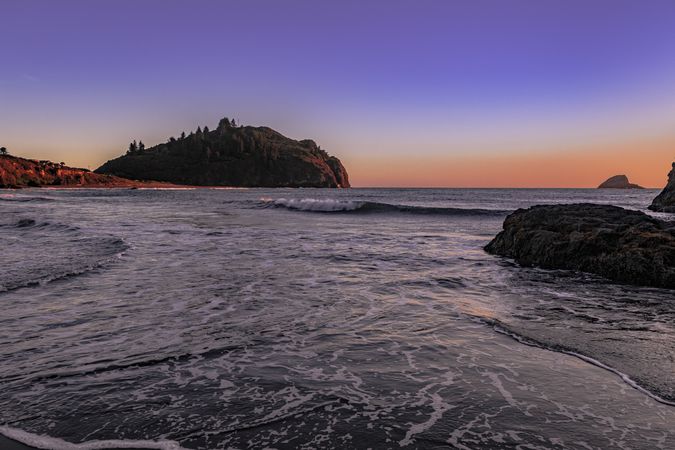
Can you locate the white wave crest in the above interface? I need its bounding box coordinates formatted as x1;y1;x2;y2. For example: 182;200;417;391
264;198;364;212
0;426;187;450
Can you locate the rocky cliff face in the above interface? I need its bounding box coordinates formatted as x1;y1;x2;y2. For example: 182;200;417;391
597;174;643;189
0;155;133;188
485;204;675;288
649;162;675;212
95;120;350;188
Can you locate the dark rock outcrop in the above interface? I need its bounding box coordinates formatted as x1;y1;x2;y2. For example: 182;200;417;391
485;204;675;288
0;155;137;188
597;174;643;189
95;120;350;188
649;162;675;212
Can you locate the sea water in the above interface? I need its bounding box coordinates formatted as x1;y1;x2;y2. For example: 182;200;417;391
0;188;673;449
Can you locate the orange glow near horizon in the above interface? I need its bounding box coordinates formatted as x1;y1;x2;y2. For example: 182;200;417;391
346;135;675;188
8;133;674;190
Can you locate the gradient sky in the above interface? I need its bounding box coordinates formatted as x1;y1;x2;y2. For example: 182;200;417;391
1;0;675;187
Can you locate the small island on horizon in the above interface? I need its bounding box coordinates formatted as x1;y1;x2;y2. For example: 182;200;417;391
597;174;643;189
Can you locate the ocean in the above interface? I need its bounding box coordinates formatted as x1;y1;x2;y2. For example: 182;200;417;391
0;187;673;449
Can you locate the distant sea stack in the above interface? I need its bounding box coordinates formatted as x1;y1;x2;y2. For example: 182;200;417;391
649;162;675;212
485;204;675;288
0;154;137;188
597;174;643;189
95;118;350;188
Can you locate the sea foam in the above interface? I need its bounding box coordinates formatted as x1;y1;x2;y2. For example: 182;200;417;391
267;197;364;212
0;426;187;450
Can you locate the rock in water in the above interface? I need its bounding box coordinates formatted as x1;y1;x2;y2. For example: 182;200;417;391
597;174;643;189
95;120;350;188
649;162;675;212
485;204;675;288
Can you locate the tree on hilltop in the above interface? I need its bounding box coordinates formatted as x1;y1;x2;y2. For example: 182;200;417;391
127;140;138;155
218;117;231;129
138;141;145;151
0;147;7;155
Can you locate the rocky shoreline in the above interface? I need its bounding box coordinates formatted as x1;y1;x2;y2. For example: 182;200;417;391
649;162;675;212
485;203;675;289
0;155;180;189
486;162;675;288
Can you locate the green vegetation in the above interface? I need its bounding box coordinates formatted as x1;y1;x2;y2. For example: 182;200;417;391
95;116;350;188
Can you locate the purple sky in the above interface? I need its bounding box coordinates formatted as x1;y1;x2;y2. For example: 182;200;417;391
2;0;675;186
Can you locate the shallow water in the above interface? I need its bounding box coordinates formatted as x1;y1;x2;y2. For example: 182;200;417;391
0;188;673;449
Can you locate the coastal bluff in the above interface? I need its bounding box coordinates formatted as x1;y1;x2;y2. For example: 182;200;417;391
485;204;675;289
0;154;136;188
96;119;350;188
649;162;675;212
597;174;643;189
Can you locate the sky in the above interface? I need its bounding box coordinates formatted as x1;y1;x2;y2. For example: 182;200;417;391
1;0;675;187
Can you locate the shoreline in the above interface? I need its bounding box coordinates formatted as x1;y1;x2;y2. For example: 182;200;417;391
0;426;185;450
0;185;666;190
0;184;349;190
0;185;249;191
3;314;673;450
480;318;675;407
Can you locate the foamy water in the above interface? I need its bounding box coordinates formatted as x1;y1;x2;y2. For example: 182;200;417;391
0;426;186;449
266;197;365;211
1;188;673;449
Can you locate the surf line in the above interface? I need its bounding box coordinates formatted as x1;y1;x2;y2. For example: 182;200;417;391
485;321;675;407
0;425;187;450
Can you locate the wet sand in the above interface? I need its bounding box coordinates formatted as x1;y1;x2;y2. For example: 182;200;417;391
0;435;36;450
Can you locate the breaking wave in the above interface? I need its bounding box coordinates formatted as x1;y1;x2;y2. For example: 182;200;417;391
261;198;510;216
